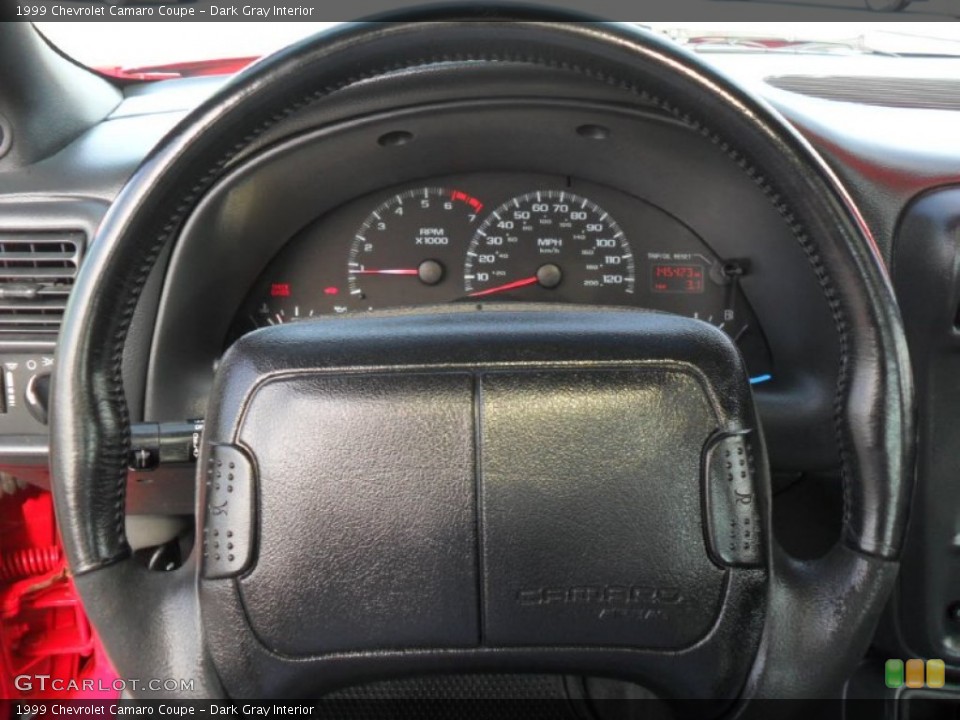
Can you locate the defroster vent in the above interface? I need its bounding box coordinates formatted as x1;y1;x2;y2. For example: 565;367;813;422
0;231;84;335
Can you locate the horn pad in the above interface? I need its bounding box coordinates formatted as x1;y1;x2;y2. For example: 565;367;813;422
198;306;768;697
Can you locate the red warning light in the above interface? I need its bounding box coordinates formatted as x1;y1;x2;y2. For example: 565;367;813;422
323;286;339;296
451;190;484;213
270;283;291;297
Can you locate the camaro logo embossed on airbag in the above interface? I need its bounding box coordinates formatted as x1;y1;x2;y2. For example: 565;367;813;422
516;585;684;606
515;585;685;622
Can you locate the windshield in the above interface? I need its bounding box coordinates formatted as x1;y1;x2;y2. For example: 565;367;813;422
35;21;960;77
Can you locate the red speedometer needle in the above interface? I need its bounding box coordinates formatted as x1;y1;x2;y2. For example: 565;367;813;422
349;268;419;275
468;276;539;298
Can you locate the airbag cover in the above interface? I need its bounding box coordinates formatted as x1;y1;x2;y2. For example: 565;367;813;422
199;307;761;660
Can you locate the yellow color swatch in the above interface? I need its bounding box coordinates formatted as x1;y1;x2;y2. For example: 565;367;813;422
926;659;945;689
905;659;925;688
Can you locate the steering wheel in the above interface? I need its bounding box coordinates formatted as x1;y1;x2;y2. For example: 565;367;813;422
50;14;915;704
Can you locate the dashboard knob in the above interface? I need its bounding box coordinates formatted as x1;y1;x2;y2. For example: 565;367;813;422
24;372;51;425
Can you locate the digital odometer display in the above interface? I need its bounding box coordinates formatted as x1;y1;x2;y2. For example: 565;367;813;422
651;263;705;294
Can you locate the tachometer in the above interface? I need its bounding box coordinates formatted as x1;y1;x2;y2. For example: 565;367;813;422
464;191;634;301
348;187;483;309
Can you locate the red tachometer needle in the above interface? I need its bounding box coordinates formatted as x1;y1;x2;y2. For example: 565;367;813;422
349;268;420;276
468;276;539;298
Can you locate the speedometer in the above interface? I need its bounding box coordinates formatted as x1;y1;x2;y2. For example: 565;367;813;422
464;191;635;301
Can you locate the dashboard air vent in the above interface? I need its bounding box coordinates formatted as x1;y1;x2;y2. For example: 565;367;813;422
0;231;84;335
765;75;960;111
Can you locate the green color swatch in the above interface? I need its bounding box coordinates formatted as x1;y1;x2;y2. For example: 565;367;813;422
885;659;904;688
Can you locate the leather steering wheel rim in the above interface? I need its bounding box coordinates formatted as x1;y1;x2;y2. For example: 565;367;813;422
50;13;915;701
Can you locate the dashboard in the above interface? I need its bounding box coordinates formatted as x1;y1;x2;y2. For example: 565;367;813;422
228;173;773;380
2;28;960;682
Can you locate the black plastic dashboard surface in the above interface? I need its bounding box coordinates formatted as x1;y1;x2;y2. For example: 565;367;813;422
890;185;960;665
6;55;953;480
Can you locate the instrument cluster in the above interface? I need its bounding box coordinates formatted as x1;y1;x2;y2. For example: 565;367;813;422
228;173;773;380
